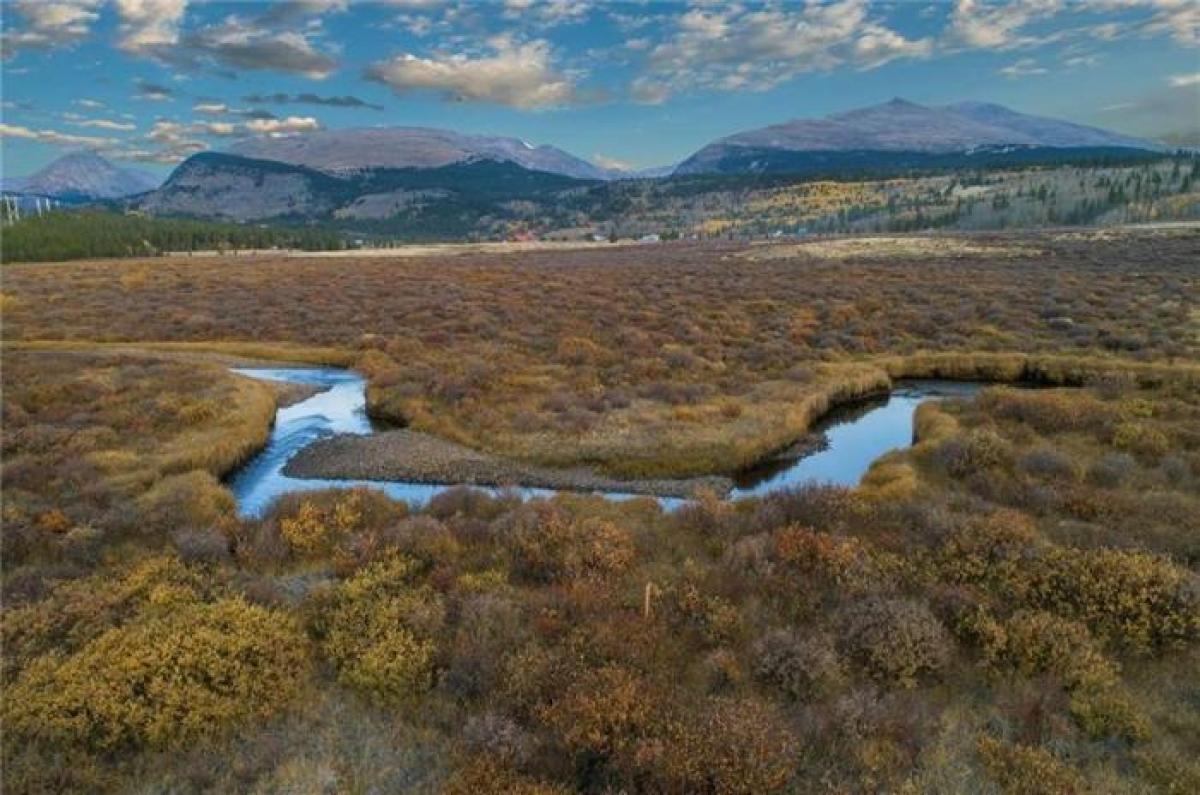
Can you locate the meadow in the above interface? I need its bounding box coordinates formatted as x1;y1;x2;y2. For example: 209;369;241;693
1;227;1198;793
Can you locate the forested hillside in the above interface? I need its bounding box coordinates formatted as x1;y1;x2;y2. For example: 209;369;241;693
0;211;343;263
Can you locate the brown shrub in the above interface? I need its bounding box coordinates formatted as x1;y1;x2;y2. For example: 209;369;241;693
838;596;954;687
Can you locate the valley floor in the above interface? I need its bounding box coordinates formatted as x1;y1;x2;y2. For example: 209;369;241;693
1;228;1198;793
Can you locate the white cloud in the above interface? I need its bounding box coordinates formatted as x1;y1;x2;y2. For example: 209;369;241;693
75;98;106;109
192;121;237;135
630;77;670;105
1;1;101;58
504;0;591;27
366;36;577;108
114;0;188;55
1168;72;1200;87
946;0;1062;50
999;57;1049;77
0;121;117;148
244;115;322;134
178;18;339;78
193;102;231;115
74;119;138;131
854;24;934;68
632;1;931;102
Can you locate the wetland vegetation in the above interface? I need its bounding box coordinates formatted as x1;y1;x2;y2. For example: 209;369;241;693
2;227;1198;793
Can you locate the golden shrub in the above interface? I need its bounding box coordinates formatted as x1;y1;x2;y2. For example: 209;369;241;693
540;664;660;758
1112;421;1170;459
652;697;800;794
279;490;364;557
317;553;442;703
977;736;1084;795
772;524;877;591
501;503;635;582
1025;547;1199;652
442;759;573;795
4;598;310;750
2;555;206;680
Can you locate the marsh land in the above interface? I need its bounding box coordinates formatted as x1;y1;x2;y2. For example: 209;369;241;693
2;227;1198;793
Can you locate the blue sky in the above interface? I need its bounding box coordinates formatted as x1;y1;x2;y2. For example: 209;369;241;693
2;0;1197;178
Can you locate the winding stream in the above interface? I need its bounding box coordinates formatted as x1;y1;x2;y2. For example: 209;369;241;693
228;367;984;518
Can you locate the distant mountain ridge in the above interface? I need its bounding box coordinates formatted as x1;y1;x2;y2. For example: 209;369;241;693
6;151;159;200
675;99;1163;175
138;151;592;232
229;127;615;181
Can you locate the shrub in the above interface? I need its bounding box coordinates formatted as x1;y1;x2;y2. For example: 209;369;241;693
997;611;1117;689
1017;449;1077;481
540;664;660;759
444;592;527;700
1;555;207;680
771;524;880;591
499;502;635;583
976;736;1084;795
653;697;799;794
316;553;442;703
934;428;1013;478
442;759;572;795
137;471;234;535
1025;547;1200;652
1112;422;1170;459
1086;452;1137;488
838;596;953;687
4;598;310;751
993;612;1151;741
668;582;743;646
279;490;364;558
461;711;534;767
752;629;845;700
171;527;231;565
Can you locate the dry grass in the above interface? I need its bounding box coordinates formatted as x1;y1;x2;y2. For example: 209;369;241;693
3;229;1195;477
742;234;1043;261
3;229;1200;794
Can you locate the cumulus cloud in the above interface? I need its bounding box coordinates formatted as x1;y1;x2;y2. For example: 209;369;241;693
75;98;106;109
1;0;101;59
366;36;577;108
242;92;384;110
631;1;931;102
244;116;322;135
999;57;1049;77
0;121;117;149
176;19;339;78
946;0;1062;50
116;2;340;78
193;102;231;115
74;118;138;131
854;24;934;68
114;0;188;55
140;120;207;162
1168;71;1200;87
127;111;322;163
503;0;591;28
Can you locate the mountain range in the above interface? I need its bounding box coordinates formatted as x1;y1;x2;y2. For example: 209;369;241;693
674;99;1162;175
230;127;615;181
3;99;1167;231
3;151;159;201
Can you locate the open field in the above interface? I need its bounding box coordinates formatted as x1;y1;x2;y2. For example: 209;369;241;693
4;227;1196;478
2;228;1199;793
